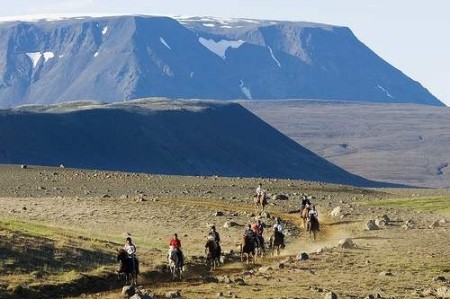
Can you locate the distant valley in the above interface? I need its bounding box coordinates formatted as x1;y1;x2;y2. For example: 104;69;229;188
242;100;450;188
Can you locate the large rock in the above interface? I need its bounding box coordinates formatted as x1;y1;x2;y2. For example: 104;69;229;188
338;238;355;249
273;194;289;200
330;207;342;217
365;220;379;230
296;252;309;261
374;219;387;228
223;221;239;228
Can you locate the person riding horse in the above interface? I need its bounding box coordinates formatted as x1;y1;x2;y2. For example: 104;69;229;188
208;225;221;257
308;205;320;230
169;233;184;269
300;195;312;213
256;183;265;201
272;218;285;248
252;220;265;250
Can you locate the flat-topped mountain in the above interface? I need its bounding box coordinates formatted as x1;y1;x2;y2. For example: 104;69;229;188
0;99;391;187
0;15;444;107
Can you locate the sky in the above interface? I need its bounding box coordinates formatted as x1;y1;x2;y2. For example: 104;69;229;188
0;0;449;106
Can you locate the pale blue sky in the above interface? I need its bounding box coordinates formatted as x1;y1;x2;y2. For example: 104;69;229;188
1;0;448;106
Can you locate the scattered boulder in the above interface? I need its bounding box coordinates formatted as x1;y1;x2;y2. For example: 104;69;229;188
234;278;246;285
324;291;338;299
436;287;450;298
379;271;393;276
296;252;309;261
223;221;239;228
338;238;355;249
439;218;447;224
260;211;270;218
374;219;387;228
165;290;181;298
273;194;288;200
59;164;65;168
365;220;379;231
258;266;273;273
203;275;219;283
380;214;390;223
433;276;448;283
330;207;342;217
20;164;27;169
217;292;224;298
429;220;440;229
214;211;224;216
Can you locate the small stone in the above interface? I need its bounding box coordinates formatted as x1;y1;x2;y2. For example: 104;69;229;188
217;292;224;298
215;211;224;216
122;285;136;297
429;220;440;229
379;271;393;276
330;207;342;217
296;252;309;261
223;221;238;228
21;164;27;169
365;220;379;230
436;286;450;298
165;290;181;298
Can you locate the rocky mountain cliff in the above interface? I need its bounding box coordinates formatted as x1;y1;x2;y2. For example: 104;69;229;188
0;15;444;107
0;99;393;187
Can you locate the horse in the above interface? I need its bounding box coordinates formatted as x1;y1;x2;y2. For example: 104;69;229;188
300;205;311;231
268;228;284;256
254;191;268;212
240;235;256;264
117;249;139;285
205;238;221;270
307;214;320;240
254;235;265;258
168;248;183;280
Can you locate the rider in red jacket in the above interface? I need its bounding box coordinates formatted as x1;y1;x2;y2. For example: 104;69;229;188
169;233;183;267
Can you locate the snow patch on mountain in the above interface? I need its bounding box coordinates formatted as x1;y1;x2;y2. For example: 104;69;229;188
268;46;281;68
240;80;252;99
43;52;54;62
94;52;99;57
377;85;394;99
198;37;245;59
160;37;171;49
26;52;42;68
102;26;108;35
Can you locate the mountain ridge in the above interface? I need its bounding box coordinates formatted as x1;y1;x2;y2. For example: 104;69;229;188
0;15;444;107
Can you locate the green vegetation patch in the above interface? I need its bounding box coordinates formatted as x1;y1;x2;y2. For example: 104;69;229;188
364;196;450;214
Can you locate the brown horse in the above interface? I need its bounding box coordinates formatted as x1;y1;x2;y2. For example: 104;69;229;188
240;235;256;264
300;205;311;231
205;238;221;270
254;191;268;212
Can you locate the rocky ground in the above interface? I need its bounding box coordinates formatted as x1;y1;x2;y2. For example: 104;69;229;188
0;165;449;299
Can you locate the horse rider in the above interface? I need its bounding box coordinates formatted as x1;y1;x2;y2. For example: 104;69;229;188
300;195;312;213
124;237;137;271
309;204;319;219
256;183;265;201
244;224;256;240
273;217;285;248
208;225;222;256
252;220;264;250
169;233;184;268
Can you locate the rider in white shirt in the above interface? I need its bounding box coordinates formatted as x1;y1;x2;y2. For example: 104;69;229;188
308;205;319;219
124;237;136;258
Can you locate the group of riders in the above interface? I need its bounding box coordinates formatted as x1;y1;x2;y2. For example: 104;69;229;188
119;183;319;272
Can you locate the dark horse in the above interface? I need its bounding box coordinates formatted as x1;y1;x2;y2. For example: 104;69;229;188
240;235;256;264
117;249;139;285
269;228;284;256
307;214;320;240
205;238;221;270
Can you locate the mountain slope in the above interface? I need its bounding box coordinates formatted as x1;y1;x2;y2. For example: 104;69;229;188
0;99;390;187
0;15;444;107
